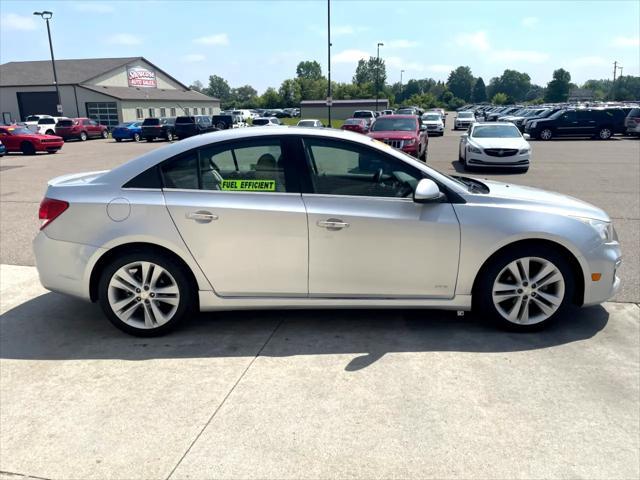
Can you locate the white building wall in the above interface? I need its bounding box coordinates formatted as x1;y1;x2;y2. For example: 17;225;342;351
91;60;185;90
119;101;221;122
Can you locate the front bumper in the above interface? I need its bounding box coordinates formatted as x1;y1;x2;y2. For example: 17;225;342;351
582;240;622;306
467;151;530;167
33;232;105;300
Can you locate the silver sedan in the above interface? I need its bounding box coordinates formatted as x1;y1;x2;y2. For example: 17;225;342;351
34;127;621;336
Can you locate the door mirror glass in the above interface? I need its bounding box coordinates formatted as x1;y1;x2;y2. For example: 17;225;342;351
523;133;531;140
413;178;442;203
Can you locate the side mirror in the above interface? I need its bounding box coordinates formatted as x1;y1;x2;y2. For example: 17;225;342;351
461;132;468;138
523;133;531;140
413;178;443;203
420;124;427;131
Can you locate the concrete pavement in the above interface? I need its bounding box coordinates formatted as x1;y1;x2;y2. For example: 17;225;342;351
1;265;638;479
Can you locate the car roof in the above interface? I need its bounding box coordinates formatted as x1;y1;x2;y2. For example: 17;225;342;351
376;114;417;119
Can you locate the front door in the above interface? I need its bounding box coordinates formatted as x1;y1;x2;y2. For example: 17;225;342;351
161;137;308;297
299;136;460;298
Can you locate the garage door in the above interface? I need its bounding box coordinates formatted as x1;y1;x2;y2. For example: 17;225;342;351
17;91;58;120
86;102;119;129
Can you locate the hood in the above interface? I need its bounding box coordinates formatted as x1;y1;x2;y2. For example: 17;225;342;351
368;130;417;140
469;137;527;149
477;179;609;221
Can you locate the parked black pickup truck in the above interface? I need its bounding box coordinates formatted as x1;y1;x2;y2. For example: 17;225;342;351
174;115;216;138
141;117;176;142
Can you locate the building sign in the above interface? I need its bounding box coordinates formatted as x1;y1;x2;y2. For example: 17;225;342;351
127;67;157;88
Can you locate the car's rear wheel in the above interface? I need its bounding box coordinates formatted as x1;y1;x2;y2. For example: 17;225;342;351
45;129;54;135
98;252;193;336
539;128;553;140
133;133;141;142
79;131;88;141
101;130;109;139
475;246;574;331
21;142;35;155
598;127;612;140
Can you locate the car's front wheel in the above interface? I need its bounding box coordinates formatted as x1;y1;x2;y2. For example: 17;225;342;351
475;246;574;331
101;130;109;139
133;133;141;142
539;128;553;140
597;127;612;140
79;131;88;141
98;252;193;336
166;131;174;141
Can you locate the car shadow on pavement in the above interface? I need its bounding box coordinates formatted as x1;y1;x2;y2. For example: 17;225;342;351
0;292;609;370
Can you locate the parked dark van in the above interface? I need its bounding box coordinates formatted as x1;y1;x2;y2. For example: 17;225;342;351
211;114;243;130
174;115;215;138
526;108;630;140
141;117;176;142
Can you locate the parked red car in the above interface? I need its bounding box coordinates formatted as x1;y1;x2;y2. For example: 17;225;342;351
0;125;64;155
367;115;428;160
341;118;369;134
55;117;108;141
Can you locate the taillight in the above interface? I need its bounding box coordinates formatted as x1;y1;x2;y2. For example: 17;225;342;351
39;197;69;230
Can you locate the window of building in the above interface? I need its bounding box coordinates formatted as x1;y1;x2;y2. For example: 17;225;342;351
136;108;143;119
170;107;176;116
86;102;118;128
160;108;166;117
149;108;155;118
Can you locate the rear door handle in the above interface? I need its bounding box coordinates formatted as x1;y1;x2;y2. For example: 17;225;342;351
186;210;218;223
317;218;350;231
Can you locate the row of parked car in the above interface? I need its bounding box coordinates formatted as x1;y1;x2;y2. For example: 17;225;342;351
453;103;640;140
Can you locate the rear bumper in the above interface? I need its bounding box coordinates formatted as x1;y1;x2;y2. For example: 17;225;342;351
33;232;104;300
625;124;640;134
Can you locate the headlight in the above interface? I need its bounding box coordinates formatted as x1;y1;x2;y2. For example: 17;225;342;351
404;138;416;146
518;148;530;154
468;144;482;154
574;217;617;242
530;121;537;128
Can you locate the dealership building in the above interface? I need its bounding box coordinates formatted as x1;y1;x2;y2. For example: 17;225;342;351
0;57;220;127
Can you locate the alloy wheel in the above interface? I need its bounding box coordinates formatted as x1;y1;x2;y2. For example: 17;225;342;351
599;128;612;140
133;133;140;142
492;256;565;325
107;261;180;329
540;129;552;140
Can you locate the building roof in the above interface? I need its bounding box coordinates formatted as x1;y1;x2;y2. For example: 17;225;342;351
79;84;218;102
0;57;141;87
301;99;389;106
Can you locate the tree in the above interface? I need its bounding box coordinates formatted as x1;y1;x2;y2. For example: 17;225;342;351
189;80;204;93
296;60;322;81
278;78;302;107
544;68;571;102
525;85;545;102
231;85;258;107
259;87;281;108
353;57;387;87
446;66;474;102
206;75;231;103
582;79;612;100
491;92;509;105
612;75;640;101
472;77;487;103
487;70;531;102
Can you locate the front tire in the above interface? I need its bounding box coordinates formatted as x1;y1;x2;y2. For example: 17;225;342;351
133;133;141;142
597;127;612;140
115;138;122;142
475;246;574;331
165;131;174;142
101;130;109;139
21;142;35;155
79;131;88;141
539;128;553;141
98;252;194;336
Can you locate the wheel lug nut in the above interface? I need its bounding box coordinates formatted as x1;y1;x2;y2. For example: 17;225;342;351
532;284;537;288
531;292;537;297
150;293;155;297
136;288;141;293
145;299;150;304
136;297;141;301
523;282;528;287
523;295;528;299
144;285;149;290
517;289;523;294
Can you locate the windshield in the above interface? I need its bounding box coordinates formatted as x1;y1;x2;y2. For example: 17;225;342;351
458;112;474;118
396;108;415;114
371;117;417;132
175;117;194;124
472;125;521;138
116;122;135;128
297;121;316;127
142;118;160;126
353;111;372;118
7;127;33;135
56;120;74;127
25;116;42;122
422;114;441;121
548;109;566;120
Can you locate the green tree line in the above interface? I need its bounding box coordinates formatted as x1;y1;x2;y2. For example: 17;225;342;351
189;60;640;110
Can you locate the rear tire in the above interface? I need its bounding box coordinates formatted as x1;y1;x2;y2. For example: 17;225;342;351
21;142;35;155
475;245;574;332
98;251;194;336
45;129;54;135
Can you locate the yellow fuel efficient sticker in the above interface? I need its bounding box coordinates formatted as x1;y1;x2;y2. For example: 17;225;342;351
221;179;276;191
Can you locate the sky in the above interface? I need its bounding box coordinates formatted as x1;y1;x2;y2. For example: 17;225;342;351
1;0;639;93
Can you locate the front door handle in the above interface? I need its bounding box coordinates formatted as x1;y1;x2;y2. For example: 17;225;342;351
186;210;218;223
317;218;350;231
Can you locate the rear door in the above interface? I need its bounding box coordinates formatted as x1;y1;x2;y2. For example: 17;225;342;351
576;110;597;135
162;136;308;296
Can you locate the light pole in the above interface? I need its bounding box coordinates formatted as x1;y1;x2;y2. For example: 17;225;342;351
34;11;62;115
327;0;332;127
375;42;384;112
400;69;405;102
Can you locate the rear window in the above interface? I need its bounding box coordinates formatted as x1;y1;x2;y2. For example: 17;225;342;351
353;111;373;118
161;117;176;125
176;116;194;124
343;119;362;125
39;118;56;124
56;120;74;127
142;118;160;126
629;108;640;117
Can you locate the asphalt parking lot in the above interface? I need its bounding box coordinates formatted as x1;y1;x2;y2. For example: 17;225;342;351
1;127;639;479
